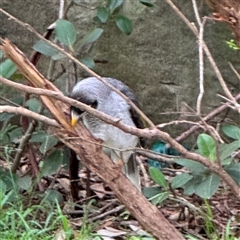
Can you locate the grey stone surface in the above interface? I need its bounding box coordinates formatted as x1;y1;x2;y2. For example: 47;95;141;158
0;0;58;54
1;0;239;130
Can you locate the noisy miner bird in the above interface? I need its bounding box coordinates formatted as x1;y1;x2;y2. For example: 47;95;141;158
69;77;144;191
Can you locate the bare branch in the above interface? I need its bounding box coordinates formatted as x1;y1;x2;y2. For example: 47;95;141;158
175;92;240;142
229;63;240;81
192;0;201;27
0;105;59;127
59;0;65;19
11;121;35;173
193;0;206;115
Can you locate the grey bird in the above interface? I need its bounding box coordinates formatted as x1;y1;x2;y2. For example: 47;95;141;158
69;77;144;191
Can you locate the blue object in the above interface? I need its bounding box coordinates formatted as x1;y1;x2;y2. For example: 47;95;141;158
148;141;180;169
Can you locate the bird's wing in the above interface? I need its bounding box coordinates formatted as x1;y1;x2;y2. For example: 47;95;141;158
105;78;146;146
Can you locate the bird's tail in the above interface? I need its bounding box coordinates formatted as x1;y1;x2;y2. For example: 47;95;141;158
123;153;141;191
109;150;141;191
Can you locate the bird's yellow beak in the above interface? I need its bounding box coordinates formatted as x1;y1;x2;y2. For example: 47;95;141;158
70;111;80;127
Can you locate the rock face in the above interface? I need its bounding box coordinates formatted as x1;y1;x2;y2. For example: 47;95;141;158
0;0;58;54
1;0;239;129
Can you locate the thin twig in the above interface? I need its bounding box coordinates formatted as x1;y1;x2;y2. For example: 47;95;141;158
217;94;240;112
90;205;125;222
0;105;59;127
88;199;118;217
157;119;205;129
197;19;205;114
228;62;240;81
59;0;65;19
192;0;201;27
136;156;149;187
11;121;35;172
196;15;206;115
136;148;176;164
0;95;21;107
175;93;240;143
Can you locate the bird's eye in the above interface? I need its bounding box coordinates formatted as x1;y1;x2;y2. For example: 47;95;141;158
91;100;98;109
70;106;83;115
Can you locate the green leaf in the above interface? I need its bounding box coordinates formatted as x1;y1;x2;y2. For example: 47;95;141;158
30;131;58;154
171;173;193;189
43;189;64;204
80;57;95;69
219;140;240;161
51;52;66;61
149;167;167;188
222;125;240;140
224;162;240;185
197;134;216;160
0;113;15;122
0;50;3;59
175;158;206;174
0;189;16;207
0;129;9;145
40;135;58;154
182;176;203;196
78;28;104;49
0;171;18;191
30;130;49;143
32;40;59;57
226;39;240;50
0;179;7;194
221;157;233;166
0;124;19;145
142;186;162;198
107;0;124;12
195;174;220;199
139;0;155;7
97;7;109;23
41;150;63;176
149;192;169;205
0;59;17;78
17;175;32;190
55;19;77;47
115;15;133;35
25;98;42;113
8;127;23;143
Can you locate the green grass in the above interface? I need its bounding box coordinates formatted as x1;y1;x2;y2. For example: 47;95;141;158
0;189;98;240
